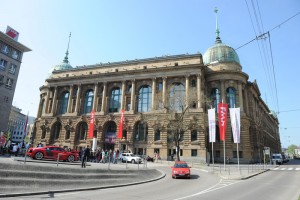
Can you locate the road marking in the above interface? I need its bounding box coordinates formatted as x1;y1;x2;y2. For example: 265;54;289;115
272;168;279;170
296;168;300;171
173;179;240;200
288;168;293;170
280;168;286;170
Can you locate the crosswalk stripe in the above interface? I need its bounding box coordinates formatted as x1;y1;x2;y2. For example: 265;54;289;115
288;168;293;170
296;168;300;171
280;168;286;170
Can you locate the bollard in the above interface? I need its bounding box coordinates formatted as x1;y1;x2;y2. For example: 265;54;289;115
126;159;128;169
138;160;139;171
24;152;27;164
57;154;60;167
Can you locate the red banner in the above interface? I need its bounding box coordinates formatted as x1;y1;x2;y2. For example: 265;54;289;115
118;109;124;139
88;110;95;139
218;103;228;141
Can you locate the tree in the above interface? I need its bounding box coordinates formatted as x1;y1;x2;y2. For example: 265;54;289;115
287;144;298;156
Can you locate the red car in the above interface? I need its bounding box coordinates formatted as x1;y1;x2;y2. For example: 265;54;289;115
171;161;191;179
26;146;79;162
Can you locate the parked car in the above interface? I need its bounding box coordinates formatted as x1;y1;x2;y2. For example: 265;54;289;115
121;153;142;164
26;146;79;162
272;153;283;165
171;161;191;179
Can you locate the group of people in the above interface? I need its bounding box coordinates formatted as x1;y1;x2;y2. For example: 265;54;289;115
80;147;121;168
0;138;31;156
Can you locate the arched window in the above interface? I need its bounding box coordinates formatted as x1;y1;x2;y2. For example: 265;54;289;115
154;129;160;141
83;90;94;114
76;122;88;141
41;129;46;139
65;129;71;140
211;88;220;110
169;83;185;112
58;92;69;115
50;122;61;143
134;121;148;141
191;130;197;141
226;87;236;108
109;88;121;112
137;85;152;112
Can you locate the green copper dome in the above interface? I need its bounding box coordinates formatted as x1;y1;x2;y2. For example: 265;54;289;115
203;38;240;65
52;54;73;71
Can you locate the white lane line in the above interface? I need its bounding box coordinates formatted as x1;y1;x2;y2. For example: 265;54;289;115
53;192;81;197
288;168;293;170
272;168;279;170
280;168;286;170
295;168;300;171
173;179;240;200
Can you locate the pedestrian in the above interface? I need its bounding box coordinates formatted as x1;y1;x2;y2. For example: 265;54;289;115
100;149;105;163
81;145;90;168
12;143;19;157
113;151;117;164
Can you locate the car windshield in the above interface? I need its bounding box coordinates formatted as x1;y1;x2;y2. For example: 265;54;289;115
273;156;281;159
174;164;188;168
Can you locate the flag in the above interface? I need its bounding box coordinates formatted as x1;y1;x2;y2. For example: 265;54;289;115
118;109;125;139
88;110;95;139
24;112;29;133
218;103;228;141
229;107;241;143
208;108;216;143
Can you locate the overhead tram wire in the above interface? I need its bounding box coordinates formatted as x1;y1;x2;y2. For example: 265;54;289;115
244;0;278;112
267;32;280;113
236;11;300;51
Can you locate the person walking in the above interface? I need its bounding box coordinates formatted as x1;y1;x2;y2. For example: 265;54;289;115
81;145;90;168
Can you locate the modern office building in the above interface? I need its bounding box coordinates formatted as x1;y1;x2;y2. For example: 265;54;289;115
33;28;281;163
0;26;31;133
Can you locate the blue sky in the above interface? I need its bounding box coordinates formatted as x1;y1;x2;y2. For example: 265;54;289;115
2;0;299;148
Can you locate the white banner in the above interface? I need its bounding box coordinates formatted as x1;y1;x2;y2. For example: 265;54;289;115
208;108;216;143
92;137;97;152
229;108;241;143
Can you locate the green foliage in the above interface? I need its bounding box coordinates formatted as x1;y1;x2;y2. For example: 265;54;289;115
287;144;298;155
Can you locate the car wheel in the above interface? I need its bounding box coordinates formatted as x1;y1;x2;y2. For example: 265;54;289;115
68;155;75;162
35;152;44;160
131;159;135;164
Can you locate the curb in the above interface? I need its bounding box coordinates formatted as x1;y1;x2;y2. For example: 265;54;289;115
217;169;270;180
0;169;166;198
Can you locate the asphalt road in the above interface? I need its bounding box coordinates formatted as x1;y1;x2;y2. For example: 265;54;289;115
5;159;300;200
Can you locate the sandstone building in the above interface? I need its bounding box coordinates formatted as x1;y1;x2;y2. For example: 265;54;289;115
33;32;281;163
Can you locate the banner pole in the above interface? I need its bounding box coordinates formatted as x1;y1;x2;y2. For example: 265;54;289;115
212;142;214;167
224;139;226;170
237;142;240;171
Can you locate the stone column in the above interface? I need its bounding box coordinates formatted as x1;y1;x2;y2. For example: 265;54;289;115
51;87;58;114
45;88;50;113
75;85;81;114
130;80;135;111
185;75;189;106
67;85;73;113
220;80;226;103
197;74;202;108
101;82;107;112
37;94;43;117
162;77;167;106
93;83;98;111
120;81;126;111
238;82;244;112
152;78;156;110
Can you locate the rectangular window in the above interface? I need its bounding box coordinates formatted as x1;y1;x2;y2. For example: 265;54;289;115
0;59;8;70
191;149;197;157
5;78;13;88
233;151;243;158
180;149;183;156
154;148;160;155
157;82;162;91
1;45;9;54
9;64;17;74
11;50;20;60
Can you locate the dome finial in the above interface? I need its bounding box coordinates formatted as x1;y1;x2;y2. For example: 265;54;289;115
63;32;71;63
214;7;222;43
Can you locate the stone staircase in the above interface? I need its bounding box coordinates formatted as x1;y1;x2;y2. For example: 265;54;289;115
0;161;163;195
